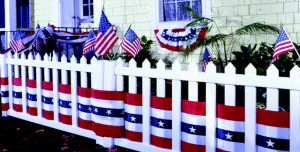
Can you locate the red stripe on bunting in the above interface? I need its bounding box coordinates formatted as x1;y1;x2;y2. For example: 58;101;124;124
217;104;245;121
13;104;22;112
27;106;37;116
1;77;8;85
151;134;172;149
151;96;172;110
92;122;124;138
216;148;230;152
59;84;71;94
91;89;124;101
77;87;91;98
78;118;92;130
181;141;205;152
26;79;36;88
2;103;9;111
124;93;142;106
13;77;22;86
125;129;142;142
42;81;53;91
43;110;54;120
181;99;206;116
257;108;289;128
59;113;72;125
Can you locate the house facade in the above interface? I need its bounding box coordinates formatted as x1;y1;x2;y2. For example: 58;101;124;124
1;0;300;68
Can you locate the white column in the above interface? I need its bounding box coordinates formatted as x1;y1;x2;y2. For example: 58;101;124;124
94;0;103;27
5;0;16;45
52;0;61;27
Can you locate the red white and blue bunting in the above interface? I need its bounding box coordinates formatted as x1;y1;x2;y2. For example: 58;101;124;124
154;28;206;51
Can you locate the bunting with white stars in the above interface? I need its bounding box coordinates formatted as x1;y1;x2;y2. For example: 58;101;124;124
42;81;54;120
256;109;290;151
59;83;72;125
124;93;143;142
12;77;22;112
26;79;38;116
0;77;9;111
216;104;245;151
150;96;172;149
78;87;92;130
91;89;124;138
181;99;206;152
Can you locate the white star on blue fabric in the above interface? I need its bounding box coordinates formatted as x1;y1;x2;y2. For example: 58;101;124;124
43;98;46;101
14;92;17;96
60;101;62;105
158;120;164;127
88;106;91;112
225;132;233;140
131;116;136;122
121;110;124;115
189;126;196;133
94;107;98;113
28;94;30;98
78;105;81;109
106;109;112;115
266;139;275;148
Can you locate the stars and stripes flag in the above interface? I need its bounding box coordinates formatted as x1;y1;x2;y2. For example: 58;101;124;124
216;104;245;152
9;31;26;52
270;27;296;66
202;48;211;72
121;28;142;58
83;30;96;54
94;10;119;57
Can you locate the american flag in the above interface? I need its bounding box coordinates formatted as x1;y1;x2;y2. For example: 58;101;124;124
94;10;119;57
121;28;142;58
9;31;26;53
270;27;296;66
201;48;211;72
83;30;96;54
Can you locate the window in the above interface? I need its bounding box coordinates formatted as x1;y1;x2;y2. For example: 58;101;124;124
82;0;94;18
0;0;5;28
17;0;30;28
151;0;211;29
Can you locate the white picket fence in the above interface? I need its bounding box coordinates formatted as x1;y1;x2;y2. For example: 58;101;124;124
1;51;300;152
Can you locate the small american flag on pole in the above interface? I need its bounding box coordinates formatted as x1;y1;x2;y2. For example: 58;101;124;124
94;10;119;57
269;27;296;66
121;28;142;58
9;31;26;53
202;48;211;72
83;30;96;54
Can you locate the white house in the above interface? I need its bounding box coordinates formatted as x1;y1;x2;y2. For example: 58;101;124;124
1;0;300;68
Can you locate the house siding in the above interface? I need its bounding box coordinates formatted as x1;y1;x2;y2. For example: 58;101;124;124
34;0;52;27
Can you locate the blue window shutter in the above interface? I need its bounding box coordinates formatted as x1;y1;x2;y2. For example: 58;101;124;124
0;0;5;28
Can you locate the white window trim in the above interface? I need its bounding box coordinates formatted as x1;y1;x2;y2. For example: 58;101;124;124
150;0;211;29
79;0;94;26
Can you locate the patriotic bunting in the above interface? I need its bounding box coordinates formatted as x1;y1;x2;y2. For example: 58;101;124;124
59;83;72;125
216;104;245;152
26;79;37;116
151;96;172;149
42;81;54;120
1;77;9;111
256;109;290;151
124;93;143;142
91;89;124;138
181;100;206;152
13;77;22;112
78;87;92;130
154;28;206;51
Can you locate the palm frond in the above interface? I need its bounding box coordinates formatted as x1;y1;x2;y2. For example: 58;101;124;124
235;22;280;35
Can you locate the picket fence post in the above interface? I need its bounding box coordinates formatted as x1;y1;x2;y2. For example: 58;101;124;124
205;61;216;152
20;53;27;114
52;53;59;122
224;63;235;106
266;65;279;111
7;52;13;111
0;53;8;117
142;59;151;145
36;53;42;118
290;65;300;151
172;60;181;151
71;56;78;127
244;64;257;151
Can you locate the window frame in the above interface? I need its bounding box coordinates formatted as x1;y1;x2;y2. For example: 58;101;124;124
150;0;211;29
79;0;94;24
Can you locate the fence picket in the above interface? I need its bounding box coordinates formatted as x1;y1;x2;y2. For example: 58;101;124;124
7;52;13;111
157;60;165;97
290;65;300;152
206;61;217;152
266;65;279;111
52;53;59;122
188;61;198;102
244;63;257;151
129;59;137;94
172;60;181;152
71;55;78;127
35;53;42;118
21;53;27;114
224;63;236;106
142;59;151;145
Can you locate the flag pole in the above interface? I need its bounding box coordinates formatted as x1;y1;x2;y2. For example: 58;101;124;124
112;23;132;60
281;22;300;59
